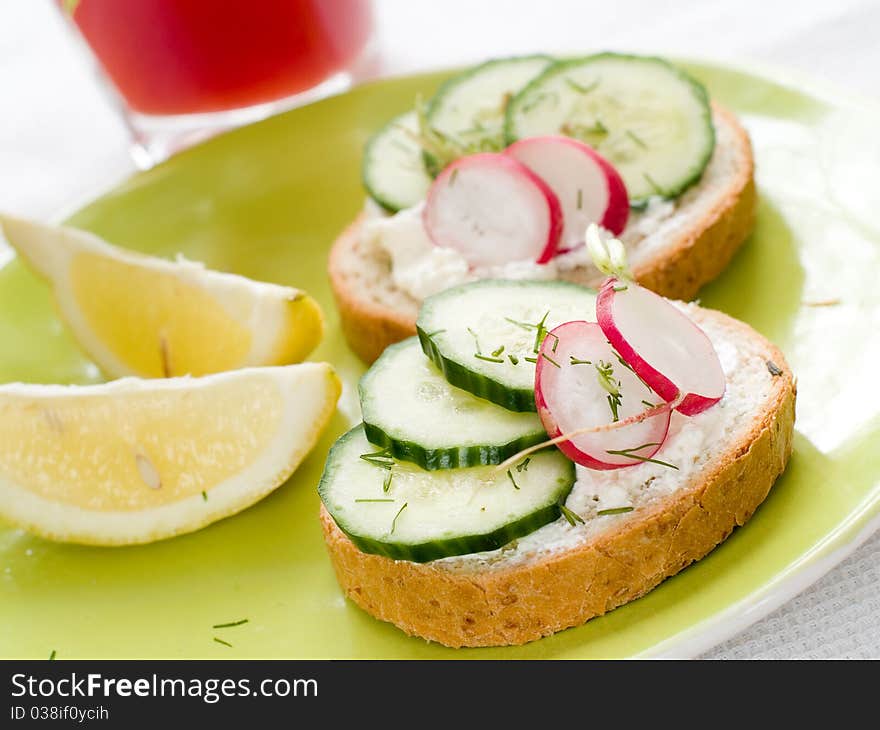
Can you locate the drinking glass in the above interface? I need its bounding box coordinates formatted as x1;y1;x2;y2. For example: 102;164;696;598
60;0;376;167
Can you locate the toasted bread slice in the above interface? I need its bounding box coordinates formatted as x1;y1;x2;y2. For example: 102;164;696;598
320;306;795;648
329;104;755;363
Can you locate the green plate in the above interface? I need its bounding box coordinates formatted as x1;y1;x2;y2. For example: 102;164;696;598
2;61;879;659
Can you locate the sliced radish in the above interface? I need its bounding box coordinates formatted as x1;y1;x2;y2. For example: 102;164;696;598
596;279;726;416
535;321;672;470
505;135;629;246
423;152;562;267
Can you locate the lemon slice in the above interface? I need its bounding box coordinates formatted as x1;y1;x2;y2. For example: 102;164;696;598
0;215;324;378
0;363;341;545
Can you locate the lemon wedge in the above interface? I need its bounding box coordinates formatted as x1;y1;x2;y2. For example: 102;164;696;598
0;215;324;378
0;363;341;545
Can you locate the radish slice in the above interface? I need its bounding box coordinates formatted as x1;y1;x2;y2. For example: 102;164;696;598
596;279;726;416
535;321;672;470
423;152;562;267
506;135;629;245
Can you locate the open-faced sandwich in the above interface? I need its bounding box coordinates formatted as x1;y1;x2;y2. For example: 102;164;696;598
330;52;755;363
319;229;795;647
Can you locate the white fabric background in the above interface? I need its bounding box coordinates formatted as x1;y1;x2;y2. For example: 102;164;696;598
1;0;878;658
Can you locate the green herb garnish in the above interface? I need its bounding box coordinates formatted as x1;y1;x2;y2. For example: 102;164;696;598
541;353;561;368
382;469;394;493
506;470;520;490
508;354;519;365
613;284;628;292
515;457;531;473
213;637;233;648
626;130;648;149
491;345;505;358
201;490;208;502
577;188;583;210
597;506;634;516
641;400;657;408
355;498;395;503
213;618;249;629
570;356;592;365
595;360;622;421
565;78;599;95
391;502;408;534
49;650;56;660
560;504;585;526
524;356;538;364
475;353;504;364
467;327;482;354
605;443;678;469
643;172;664;195
504;316;537;331
360;448;394;469
532;311;550;353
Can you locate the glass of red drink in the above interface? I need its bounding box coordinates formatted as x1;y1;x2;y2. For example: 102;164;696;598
61;0;375;166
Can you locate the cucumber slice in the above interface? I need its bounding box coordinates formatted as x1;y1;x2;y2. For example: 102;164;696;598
360;338;547;470
416;280;597;412
362;111;433;212
319;425;575;562
505;53;715;203
427;55;554;158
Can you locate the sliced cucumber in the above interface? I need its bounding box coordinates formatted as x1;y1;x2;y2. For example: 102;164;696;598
505;53;715;203
319;425;575;562
362;111;433;212
416;280;597;412
427;55;554;158
360;338;547;470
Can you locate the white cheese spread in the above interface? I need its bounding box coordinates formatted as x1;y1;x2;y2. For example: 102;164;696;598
362;197;676;300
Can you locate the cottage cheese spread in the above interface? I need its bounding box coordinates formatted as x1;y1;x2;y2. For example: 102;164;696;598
361;197;676;300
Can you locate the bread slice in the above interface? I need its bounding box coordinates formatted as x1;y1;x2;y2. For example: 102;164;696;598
330;104;755;364
320;306;795;648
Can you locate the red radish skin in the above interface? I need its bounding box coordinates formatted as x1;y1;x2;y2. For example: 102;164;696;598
423;153;563;267
506;136;629;245
596;278;726;416
534;321;672;470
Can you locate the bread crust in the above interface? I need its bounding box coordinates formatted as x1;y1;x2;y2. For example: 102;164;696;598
319;309;795;648
328;104;755;364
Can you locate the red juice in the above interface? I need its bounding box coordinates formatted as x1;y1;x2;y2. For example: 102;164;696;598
69;0;373;115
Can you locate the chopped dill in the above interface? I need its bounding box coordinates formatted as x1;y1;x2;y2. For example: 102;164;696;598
213;637;233;648
626;129;648;148
597;506;634;516
560;504;585;526
643;172;664;195
391;502;408;534
508;354;519;365
565;78;599;95
212;618;249;629
467;327;482;354
606;443;678;469
475;353;504;363
506;470;520;490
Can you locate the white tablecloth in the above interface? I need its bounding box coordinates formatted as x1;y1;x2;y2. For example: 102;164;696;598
2;0;879;658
